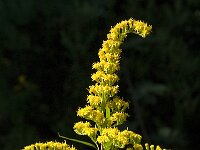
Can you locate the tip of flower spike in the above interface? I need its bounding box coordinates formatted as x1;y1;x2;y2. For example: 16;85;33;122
132;20;152;38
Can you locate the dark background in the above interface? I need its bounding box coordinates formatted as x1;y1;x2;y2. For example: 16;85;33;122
0;0;200;149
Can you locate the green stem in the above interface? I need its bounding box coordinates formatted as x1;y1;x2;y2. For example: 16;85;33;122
106;106;110;119
91;137;100;150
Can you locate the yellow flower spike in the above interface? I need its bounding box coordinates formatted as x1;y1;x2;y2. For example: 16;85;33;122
74;18;158;150
79;18;152;149
23;141;76;150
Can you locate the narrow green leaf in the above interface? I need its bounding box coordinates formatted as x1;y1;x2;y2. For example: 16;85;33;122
58;133;97;149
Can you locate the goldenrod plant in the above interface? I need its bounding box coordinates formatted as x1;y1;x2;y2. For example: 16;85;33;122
23;18;167;150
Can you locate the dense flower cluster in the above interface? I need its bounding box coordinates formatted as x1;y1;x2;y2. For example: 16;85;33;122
23;141;76;150
97;128;142;149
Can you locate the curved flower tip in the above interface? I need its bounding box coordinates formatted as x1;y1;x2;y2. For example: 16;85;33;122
132;19;152;38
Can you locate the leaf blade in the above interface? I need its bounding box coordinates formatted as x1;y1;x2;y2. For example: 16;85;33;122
58;133;97;149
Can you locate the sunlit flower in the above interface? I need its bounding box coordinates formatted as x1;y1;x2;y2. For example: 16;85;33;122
97;135;110;144
73;121;91;135
88;84;119;97
110;112;129;125
23;141;76;150
108;97;129;112
91;71;119;85
87;95;101;107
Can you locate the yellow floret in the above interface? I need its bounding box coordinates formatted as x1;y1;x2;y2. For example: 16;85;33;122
23;141;76;150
